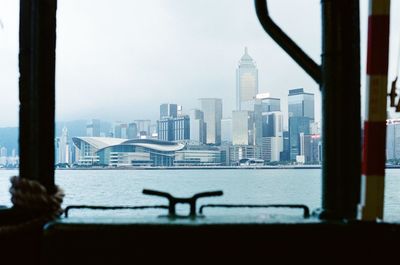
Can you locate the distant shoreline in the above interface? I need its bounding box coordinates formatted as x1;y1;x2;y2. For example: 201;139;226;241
56;166;323;170
2;165;400;170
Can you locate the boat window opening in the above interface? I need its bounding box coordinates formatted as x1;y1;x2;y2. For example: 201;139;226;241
54;0;324;219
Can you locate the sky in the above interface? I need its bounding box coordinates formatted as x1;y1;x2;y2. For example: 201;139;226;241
0;0;400;128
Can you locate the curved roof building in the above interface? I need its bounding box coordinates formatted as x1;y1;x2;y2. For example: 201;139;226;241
72;137;185;167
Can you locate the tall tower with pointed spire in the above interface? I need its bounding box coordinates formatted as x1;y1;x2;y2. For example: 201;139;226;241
236;47;258;110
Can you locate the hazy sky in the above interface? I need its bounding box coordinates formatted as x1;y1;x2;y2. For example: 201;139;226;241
1;0;400;128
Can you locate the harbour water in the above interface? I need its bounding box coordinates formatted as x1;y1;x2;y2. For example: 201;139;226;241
0;169;399;221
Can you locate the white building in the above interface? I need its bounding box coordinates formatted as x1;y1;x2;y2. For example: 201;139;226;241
58;126;69;164
221;118;232;143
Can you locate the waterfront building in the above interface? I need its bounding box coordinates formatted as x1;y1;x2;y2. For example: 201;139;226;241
236;47;258;110
72;137;184;167
229;145;262;165
262;111;283;137
219;144;231;166
0;146;7;166
58;126;69;164
289;116;312;160
296;133;321;164
199;98;222;145
261;137;283;162
160;103;178;119
0;146;7;157
189;109;206;144
86;119;101;137
174;145;222;166
288;88;315;160
311;134;322;163
387;119;400;160
280;131;290;161
157;115;190;142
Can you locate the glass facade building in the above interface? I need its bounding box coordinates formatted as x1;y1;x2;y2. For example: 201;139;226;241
288;88;315;161
86;119;101;137
157;115;190;142
199;98;222;145
160;103;178;119
236;47;258;110
189;109;206;144
288;88;315;120
232;110;254;145
387;119;400;160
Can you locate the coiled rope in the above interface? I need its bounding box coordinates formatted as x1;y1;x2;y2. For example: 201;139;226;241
0;176;64;235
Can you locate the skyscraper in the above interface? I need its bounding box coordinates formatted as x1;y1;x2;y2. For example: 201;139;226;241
221;118;232;143
160;104;178;119
86;119;101;137
190;109;206;144
261;111;283;162
258;95;281;113
157;116;190;142
262;112;283;137
288;88;315;120
58;126;69;164
113;122;128;139
134;120;152;137
236;47;258;110
199;98;222;145
232;110;254;145
288;88;315;160
127;123;138;139
387;119;400;160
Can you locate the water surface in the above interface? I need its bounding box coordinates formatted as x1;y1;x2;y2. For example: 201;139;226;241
0;169;398;220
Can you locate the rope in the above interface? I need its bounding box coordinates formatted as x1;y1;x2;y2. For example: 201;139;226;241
0;176;64;235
